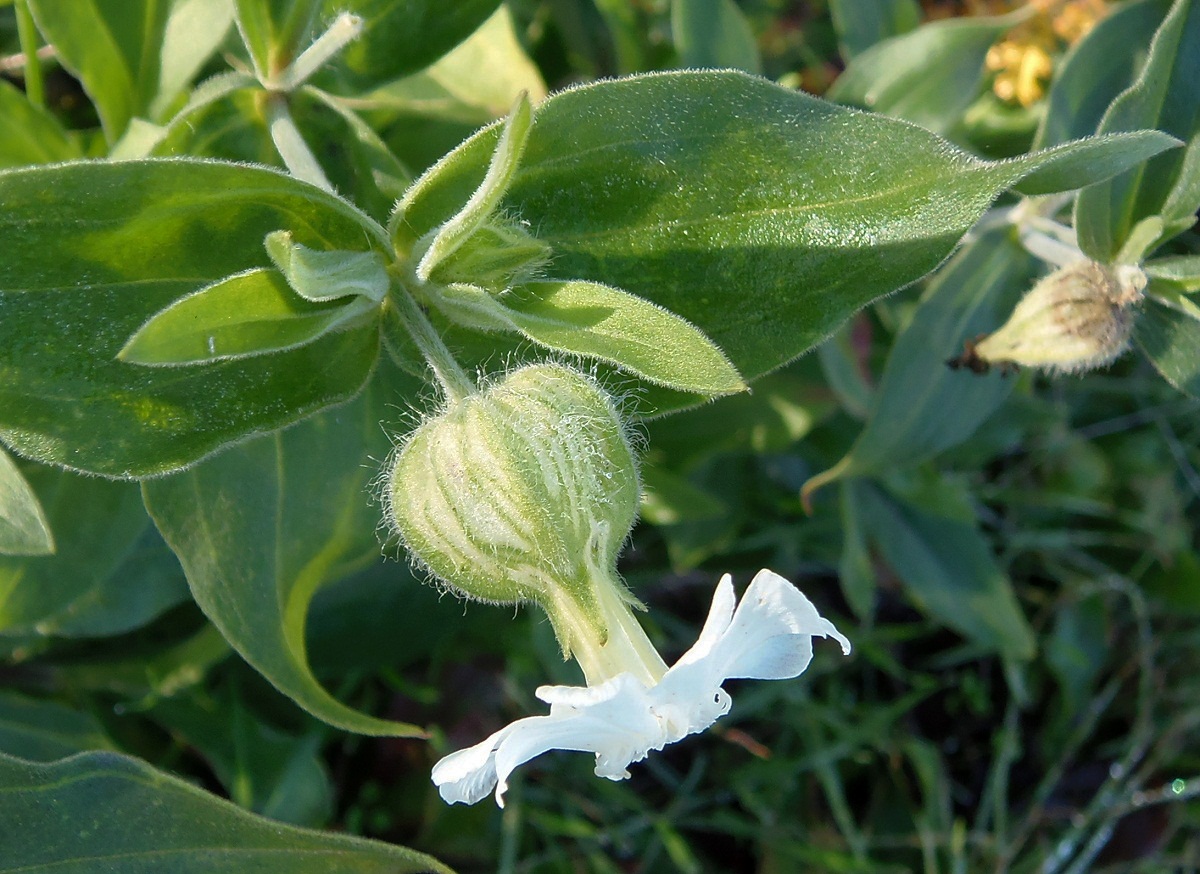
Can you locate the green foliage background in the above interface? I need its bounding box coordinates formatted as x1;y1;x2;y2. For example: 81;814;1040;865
0;0;1199;872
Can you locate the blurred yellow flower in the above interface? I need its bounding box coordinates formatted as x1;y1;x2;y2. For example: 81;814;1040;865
984;0;1109;107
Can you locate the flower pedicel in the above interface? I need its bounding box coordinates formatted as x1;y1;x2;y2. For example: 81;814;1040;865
385;363;850;805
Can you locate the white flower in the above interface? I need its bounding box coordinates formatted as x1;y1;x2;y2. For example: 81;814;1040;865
432;569;851;806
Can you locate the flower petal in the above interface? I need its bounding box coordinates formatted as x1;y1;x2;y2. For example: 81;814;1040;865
674;573;736;668
649;569;850;741
715;568;851;680
432;673;665;806
431;720;521;806
432;570;851;807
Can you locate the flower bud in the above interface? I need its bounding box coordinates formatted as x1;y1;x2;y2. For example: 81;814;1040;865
950;260;1146;375
385;364;655;676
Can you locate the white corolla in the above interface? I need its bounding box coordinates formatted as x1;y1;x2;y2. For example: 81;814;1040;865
433;569;851;806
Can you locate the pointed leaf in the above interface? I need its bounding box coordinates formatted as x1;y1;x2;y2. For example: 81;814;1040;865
1034;0;1170;149
0;694;114;762
0;448;53;557
0;159;387;477
431;280;744;395
806;231;1038;499
396;71;1177;414
0;470;188;640
326;0;502;91
142;369;423;737
1010;130;1181;196
671;0;762;73
1135;294;1200;395
235;0;321;81
827;13;1016;133
1075;0;1200;261
1145;254;1200;290
0;750;451;873
0;79;80;168
506;280;745;395
414;92;533;280
120;268;377;366
829;0;920;59
856;481;1036;661
265;231;390;302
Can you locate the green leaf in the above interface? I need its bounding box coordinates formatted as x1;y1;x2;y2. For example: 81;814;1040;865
142;367;424;736
1145;254;1200;290
381;4;547;120
0;447;53;556
639;463;726;526
0;469;188;639
120;268;379;366
1075;0;1200;262
154;0;236;118
266;231;390;302
235;0;321;81
326;0;502;92
1135;294;1200;395
815;320;873;421
431;280;745;395
0;79;80;167
412;92;533;281
0;693;113;762
803;232;1038;501
1010;131;1181;196
1045;596;1109;718
0;750;451;873
150;691;332;826
0;159;386;477
828;0;920;59
646;367;824;466
826;12;1017;134
27;0;167;140
147;75;413;222
855;481;1036;661
395;71;1177;414
297;86;414;222
838;481;876;619
28;0;233;141
1034;0;1170;149
670;0;762;74
51;624;231;701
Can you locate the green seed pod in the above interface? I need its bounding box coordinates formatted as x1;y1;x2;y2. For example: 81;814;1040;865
955;260;1146;375
385;363;642;659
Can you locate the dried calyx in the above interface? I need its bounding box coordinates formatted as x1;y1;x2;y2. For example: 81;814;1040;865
950;259;1147;375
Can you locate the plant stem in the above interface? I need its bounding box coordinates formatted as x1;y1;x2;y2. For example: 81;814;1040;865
14;0;44;109
388;278;476;403
277;12;362;91
264;94;333;191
